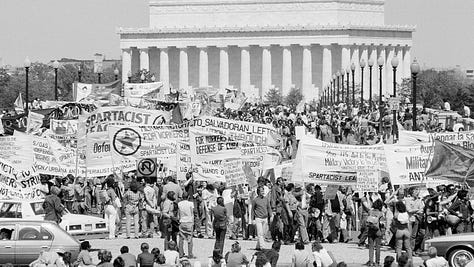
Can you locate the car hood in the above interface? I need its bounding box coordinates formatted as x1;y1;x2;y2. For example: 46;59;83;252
61;214;107;225
427;233;474;243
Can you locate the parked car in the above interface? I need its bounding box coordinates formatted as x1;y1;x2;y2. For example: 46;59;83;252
425;233;474;267
0;220;80;266
0;199;108;239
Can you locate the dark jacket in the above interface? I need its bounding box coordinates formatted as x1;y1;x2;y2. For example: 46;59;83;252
43;194;65;223
212;205;227;229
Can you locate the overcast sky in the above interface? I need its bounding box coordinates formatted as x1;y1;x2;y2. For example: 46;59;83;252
0;0;472;69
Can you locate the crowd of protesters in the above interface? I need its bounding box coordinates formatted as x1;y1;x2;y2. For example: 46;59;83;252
28;99;474;267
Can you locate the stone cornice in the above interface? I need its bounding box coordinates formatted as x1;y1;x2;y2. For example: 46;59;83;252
149;0;385;6
117;24;415;35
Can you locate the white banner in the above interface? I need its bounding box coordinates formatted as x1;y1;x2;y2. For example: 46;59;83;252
0;134;34;169
399;129;474;149
356;170;380;192
189;128;241;162
192;116;278;146
384;143;443;186
75;83;93;102
50;119;78;135
123;82;163;106
0;158;43;200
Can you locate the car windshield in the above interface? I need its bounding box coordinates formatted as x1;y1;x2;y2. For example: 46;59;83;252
0;202;22;218
30;202;45;215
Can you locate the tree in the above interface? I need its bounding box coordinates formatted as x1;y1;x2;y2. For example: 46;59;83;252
129;69;156;84
285;87;303;109
264;87;283;106
398;68;473;112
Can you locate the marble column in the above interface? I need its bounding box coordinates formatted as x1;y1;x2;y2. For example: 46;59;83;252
240;47;251;93
302;45;312;99
377;46;386;96
121;48;132;83
351;46;360;84
139;48;149;71
395;46;403;84
322;46;332;89
179;48;189;90
219;47;229;92
198;47;208;88
386;46;395;96
341;45;351;72
159;48;169;90
282;46;292;96
360;46;369;99
403;46;411;79
261;46;272;99
369;46;378;99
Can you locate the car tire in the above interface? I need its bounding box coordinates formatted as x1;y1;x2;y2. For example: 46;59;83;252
449;248;474;267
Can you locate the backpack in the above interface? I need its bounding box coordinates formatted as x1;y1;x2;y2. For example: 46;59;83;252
366;213;381;231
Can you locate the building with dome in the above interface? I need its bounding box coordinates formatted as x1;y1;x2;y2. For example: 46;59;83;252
118;0;414;102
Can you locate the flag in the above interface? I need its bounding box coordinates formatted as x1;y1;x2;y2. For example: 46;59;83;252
243;163;257;188
26;111;45;135
296;98;305;113
78;80;121;103
425;140;474;185
171;103;183;124
14;93;24;113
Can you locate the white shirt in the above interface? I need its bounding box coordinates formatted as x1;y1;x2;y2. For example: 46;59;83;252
163;250;179;266
312;249;333;267
444;102;451;111
425;256;448;267
464;106;471;117
453;123;464;132
178;200;194;223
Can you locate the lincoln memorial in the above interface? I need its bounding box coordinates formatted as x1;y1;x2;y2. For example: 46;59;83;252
118;0;414;102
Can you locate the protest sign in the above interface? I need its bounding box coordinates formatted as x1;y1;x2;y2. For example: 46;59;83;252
223;159;247;186
0;134;34;168
305;171;357;184
192;160;226;182
79;106;171;162
384;143;442;186
192;116;278;145
123;82;163;106
295;137;386;178
274;160;294;181
50;119;78;135
108;125;184;158
0;158;44;200
189;128;241;162
356;170;380;192
399;129;474;149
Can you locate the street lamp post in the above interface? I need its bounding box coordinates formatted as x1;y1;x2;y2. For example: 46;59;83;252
351;63;356;108
346;68;350;107
368;58;374;111
391;57;399;141
114;68;119;81
332;75;336;105
127;71;132;83
24;57;31;114
336;72;340;104
411;60;420;131
377;56;384;134
360;59;366;110
53;60;59;101
331;80;334;106
341;71;345;105
78;65;82;82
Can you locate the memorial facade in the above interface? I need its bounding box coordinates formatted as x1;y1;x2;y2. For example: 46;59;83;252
118;0;414;101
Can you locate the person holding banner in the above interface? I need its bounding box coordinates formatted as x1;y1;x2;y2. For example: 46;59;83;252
73;177;88;214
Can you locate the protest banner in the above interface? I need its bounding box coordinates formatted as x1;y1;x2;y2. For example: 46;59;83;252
74;82;93;102
305;171;357;184
74;80;121;104
223;159;247;187
384;143;443;186
0;158;44;200
26;111;45;135
399;129;474;149
274;160;294;181
294;137;387;180
79;106;171;162
50;119;78;135
189;128;241;162
192;116;278;145
107;125;180;165
356;170;380;192
123;82;164;106
0;134;34;169
192;160;226;182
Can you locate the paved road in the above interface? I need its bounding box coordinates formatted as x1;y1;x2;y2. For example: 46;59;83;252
87;236;425;266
